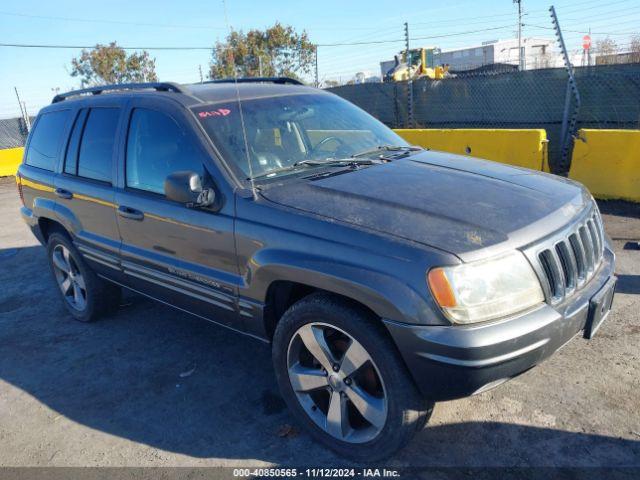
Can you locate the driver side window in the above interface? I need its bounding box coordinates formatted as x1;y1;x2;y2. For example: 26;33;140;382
126;108;205;194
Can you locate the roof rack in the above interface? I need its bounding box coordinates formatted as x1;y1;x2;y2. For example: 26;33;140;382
203;77;304;86
51;82;186;103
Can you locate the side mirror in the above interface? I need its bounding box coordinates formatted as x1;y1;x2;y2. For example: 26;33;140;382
164;171;215;208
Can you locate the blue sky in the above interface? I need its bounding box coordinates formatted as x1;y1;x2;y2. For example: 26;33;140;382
1;0;638;118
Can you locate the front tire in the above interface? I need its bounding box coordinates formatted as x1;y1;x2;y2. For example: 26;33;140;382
272;293;433;461
46;232;121;322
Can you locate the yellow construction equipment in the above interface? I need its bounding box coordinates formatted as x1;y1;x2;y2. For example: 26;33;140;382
384;47;449;82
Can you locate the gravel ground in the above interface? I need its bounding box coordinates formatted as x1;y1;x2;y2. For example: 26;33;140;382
0;177;638;468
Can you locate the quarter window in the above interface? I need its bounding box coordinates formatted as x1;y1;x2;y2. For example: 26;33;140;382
77;108;120;183
126;109;204;194
25;110;72;171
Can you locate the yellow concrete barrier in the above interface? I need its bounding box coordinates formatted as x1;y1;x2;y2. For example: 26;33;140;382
394;129;549;172
570;129;640;203
0;147;24;177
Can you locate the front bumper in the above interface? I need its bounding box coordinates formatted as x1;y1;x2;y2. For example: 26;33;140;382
384;246;616;401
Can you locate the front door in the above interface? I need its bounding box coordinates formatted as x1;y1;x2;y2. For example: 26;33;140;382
114;99;240;328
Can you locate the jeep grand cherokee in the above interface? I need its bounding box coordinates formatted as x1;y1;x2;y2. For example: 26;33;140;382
16;78;616;460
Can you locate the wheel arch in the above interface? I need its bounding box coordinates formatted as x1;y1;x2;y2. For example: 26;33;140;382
250;251;430;339
38;216;72;243
30;196;81;244
263;280;383;340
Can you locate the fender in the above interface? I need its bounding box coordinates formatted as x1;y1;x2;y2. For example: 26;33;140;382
244;248;445;326
52;200;82;237
31;197;57;220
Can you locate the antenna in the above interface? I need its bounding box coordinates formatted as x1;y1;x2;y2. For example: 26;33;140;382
221;0;257;200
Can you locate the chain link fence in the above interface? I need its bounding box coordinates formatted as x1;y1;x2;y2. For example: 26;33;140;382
0;117;30;150
3;64;639;173
327;63;640;174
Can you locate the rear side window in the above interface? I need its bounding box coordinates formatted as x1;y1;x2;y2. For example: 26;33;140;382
126;108;205;194
77;108;120;183
25;110;71;171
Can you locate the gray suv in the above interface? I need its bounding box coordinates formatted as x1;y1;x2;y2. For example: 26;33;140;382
16;78;616;460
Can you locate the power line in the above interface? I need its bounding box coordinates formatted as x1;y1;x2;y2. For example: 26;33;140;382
317;38;403;47
411;24;515;41
319;24;515;47
0;43;213;50
409;0;623;26
524;24;639;36
526;5;640;22
0;24;517;51
0;10;228;30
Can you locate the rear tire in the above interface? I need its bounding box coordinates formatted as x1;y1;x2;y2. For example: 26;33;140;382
272;293;433;461
46;232;121;322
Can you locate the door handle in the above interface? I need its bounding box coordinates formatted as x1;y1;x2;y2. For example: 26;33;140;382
54;188;73;200
117;205;144;221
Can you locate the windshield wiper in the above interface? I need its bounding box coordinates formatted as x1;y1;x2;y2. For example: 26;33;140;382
251;157;377;181
250;162;315;180
293;158;376;167
351;145;423;159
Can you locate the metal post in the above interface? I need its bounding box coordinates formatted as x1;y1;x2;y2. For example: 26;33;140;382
514;0;523;70
198;65;203;83
588;28;592;66
314;46;319;88
22;102;31;131
14;87;30;132
404;22;414;128
550;5;581;175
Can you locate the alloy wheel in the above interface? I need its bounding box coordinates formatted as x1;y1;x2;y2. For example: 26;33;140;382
51;244;87;311
287;322;387;443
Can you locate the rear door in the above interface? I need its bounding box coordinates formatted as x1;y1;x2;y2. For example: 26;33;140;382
54;101;124;277
114;97;239;328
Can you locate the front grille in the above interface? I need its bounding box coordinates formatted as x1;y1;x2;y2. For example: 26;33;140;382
535;208;605;303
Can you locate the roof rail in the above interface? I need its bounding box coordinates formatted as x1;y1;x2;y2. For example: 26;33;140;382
203;77;304;86
51;82;186;103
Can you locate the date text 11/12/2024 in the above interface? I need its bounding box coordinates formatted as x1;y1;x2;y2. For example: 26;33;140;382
232;468;401;477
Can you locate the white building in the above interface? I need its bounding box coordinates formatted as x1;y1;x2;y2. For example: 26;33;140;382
354;71;380;84
435;37;567;71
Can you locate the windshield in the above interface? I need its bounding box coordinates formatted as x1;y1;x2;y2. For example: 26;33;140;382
193;93;408;179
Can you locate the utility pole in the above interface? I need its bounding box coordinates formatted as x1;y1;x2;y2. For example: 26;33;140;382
258;56;263;77
404;22;414;128
198;65;203;83
314;46;319;88
514;0;523;70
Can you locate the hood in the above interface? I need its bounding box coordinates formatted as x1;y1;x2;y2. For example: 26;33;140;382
259;151;592;261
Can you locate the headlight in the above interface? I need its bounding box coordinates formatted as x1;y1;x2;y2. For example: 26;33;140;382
427;251;544;324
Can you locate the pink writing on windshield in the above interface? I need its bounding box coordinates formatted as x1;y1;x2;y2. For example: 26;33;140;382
198;108;231;118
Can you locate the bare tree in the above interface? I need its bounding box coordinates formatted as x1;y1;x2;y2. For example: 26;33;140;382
596;38;619;65
630;36;640;63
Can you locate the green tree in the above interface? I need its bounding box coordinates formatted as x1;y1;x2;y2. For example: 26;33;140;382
70;42;158;87
210;23;315;80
